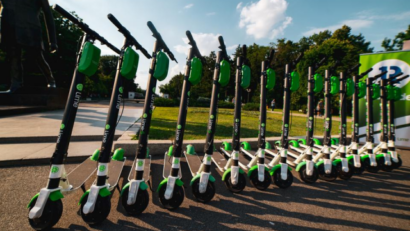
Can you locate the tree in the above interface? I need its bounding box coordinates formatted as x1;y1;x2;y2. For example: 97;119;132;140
382;25;410;51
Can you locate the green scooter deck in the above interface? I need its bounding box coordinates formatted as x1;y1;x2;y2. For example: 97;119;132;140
107;158;126;191
212;151;228;172
163;152;182;178
183;151;203;177
128;155;151;182
65;158;98;191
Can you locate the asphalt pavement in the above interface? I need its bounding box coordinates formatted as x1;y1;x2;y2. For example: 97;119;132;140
0;151;409;231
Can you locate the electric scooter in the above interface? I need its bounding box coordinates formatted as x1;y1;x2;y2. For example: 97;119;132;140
122;21;177;215
373;73;408;170
359;70;388;173
264;53;303;188
239;49;276;190
158;31;206;209
284;58;326;183
184;36;230;202
216;45;250;193
78;14;151;225
27;5;120;230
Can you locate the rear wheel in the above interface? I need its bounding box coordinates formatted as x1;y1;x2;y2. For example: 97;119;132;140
28;198;63;230
191;178;216;203
249;169;271;190
391;156;402;169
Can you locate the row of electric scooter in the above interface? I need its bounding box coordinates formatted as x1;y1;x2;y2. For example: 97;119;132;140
26;4;408;230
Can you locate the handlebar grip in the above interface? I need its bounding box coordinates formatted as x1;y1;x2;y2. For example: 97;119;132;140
359;67;373;77
107;14;125;32
186;31;195;45
53;4;79;25
318;57;326;66
394;74;409;82
218;36;225;48
268;49;275;61
391;72;403;79
374;71;388;78
147;21;159;36
348;63;361;74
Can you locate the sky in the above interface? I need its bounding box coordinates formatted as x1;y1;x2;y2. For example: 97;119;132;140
49;0;410;90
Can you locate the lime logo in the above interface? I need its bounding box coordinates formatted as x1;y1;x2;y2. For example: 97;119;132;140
208;130;211;134
326;118;330;121
105;124;110;130
138;161;143;167
187;91;190;96
285;124;288;128
235;119;239;122
309;117;313;120
343;124;346;127
76;84;83;91
99;165;106;172
143;113;148;118
235;153;239;158
51;166;59;173
261;123;265;127
355;123;359;126
141;131;145;135
210;115;214;119
152;87;156;92
177;125;182;129
207;156;211;161
119;87;124;94
384;124;387;127
173;159;180;164
60;124;65;129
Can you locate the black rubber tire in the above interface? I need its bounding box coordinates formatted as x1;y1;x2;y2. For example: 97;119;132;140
336;161;354;180
377;155;394;172
191;178;216;203
298;165;319;184
272;169;293;189
80;194;111;225
224;171;247;193
317;163;337;181
158;183;185;210
121;187;149;216
363;156;379;173
249;169;272;190
28;198;63;230
351;157;365;175
392;156;402;169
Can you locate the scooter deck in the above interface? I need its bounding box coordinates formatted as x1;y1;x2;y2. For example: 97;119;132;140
65;158;98;191
183;151;203;177
107;158;126;191
128;155;151;182
212;151;228;172
221;148;250;170
163;152;182;178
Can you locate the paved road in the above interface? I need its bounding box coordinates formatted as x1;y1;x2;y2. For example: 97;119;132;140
1;151;409;231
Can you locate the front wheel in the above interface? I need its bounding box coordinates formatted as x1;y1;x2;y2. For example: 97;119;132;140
249;169;272;190
80;194;111;225
363;156;379;173
224;171;247;193
336;161;354;180
298;165;318;184
158;184;185;210
28;198;63;230
317;163;337;181
191;179;216;203
392;156;402;169
121;187;149;216
377;156;394;172
272;169;293;189
352;157;365;175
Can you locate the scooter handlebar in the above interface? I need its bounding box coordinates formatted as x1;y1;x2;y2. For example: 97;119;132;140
347;63;361;75
359;68;373;78
107;14;151;58
147;21;177;63
268;49;275;62
392;74;409;84
218;36;229;60
53;4;120;54
242;45;247;59
186;30;206;64
374;70;388;79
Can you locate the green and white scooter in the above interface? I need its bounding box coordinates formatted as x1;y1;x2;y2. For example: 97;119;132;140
78;14;151;225
265;53;303;188
216;45;251;193
27;5;120;230
121;21;177;215
239;49;276;190
184;35;230;202
158;31;205;209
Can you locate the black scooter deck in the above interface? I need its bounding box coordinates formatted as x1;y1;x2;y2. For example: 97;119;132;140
128;156;151;182
163;153;182;178
66;158;98;191
212;151;228;172
184;152;203;177
107;158;126;190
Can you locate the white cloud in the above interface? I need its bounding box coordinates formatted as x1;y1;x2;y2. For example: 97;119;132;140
174;32;235;57
236;2;243;10
357;10;410;21
206;12;216;16
169;64;183;77
227;45;238;51
238;0;292;39
184;3;194;9
302;19;373;36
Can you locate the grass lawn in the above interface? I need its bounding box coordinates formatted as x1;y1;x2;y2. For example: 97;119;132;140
146;107;352;140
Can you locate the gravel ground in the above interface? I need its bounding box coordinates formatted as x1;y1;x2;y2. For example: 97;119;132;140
1;151;409;231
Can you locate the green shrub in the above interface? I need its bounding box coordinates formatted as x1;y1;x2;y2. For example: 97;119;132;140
154;97;176;107
243;103;259;111
218;101;234;109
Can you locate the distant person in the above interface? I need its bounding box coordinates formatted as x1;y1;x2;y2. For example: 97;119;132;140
271;99;276;111
317;99;324;116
